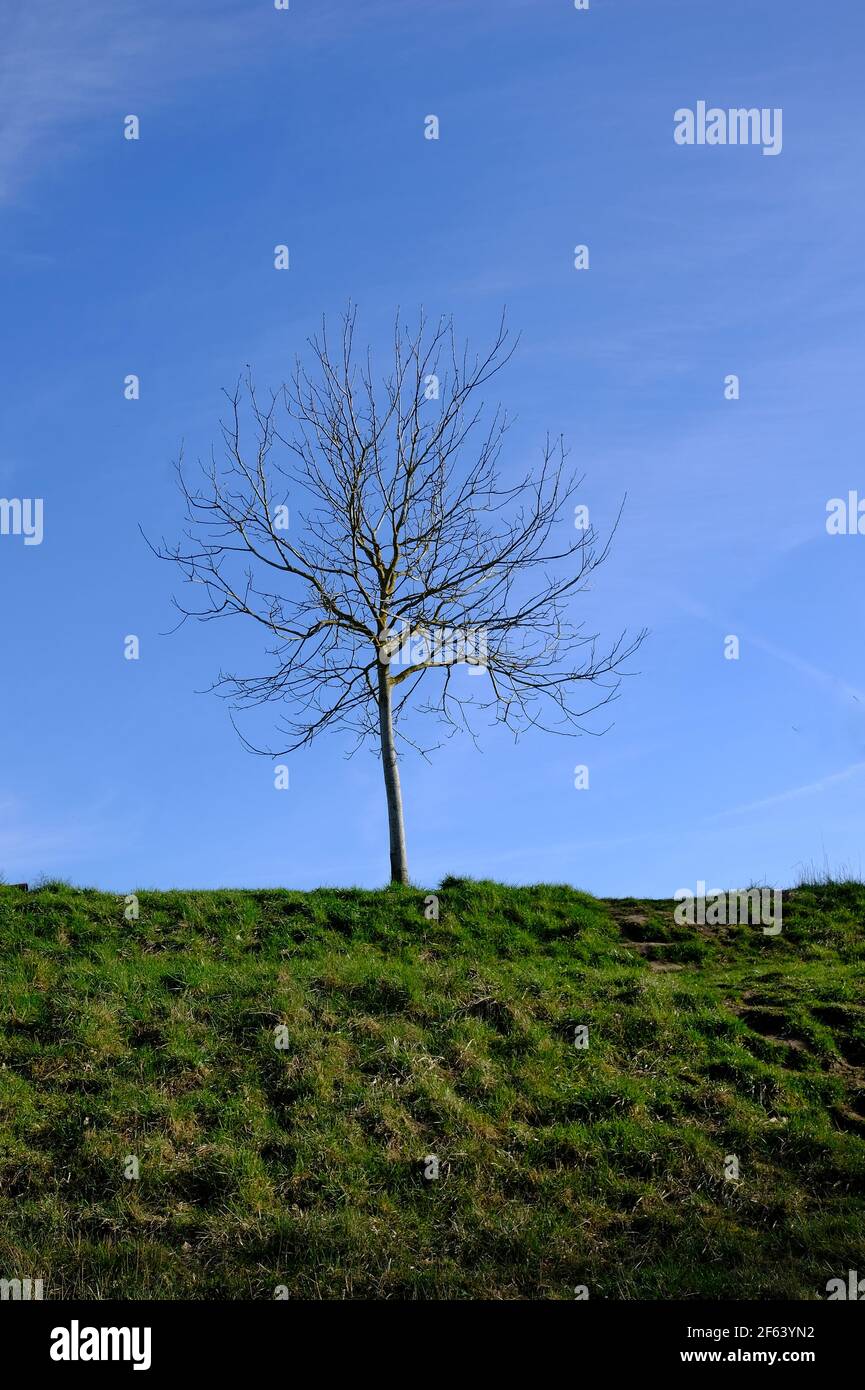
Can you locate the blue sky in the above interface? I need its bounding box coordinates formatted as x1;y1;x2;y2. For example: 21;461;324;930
2;0;864;894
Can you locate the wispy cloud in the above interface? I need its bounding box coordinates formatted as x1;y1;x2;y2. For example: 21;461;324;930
0;0;555;205
712;758;865;821
0;0;264;203
654;590;865;714
745;634;865;709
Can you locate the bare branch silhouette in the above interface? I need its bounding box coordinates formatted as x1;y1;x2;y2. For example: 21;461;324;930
150;307;645;882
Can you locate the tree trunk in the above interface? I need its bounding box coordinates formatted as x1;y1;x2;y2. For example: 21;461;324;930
377;662;409;884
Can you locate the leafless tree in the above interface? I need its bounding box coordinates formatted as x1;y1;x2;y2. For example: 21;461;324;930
152;308;644;884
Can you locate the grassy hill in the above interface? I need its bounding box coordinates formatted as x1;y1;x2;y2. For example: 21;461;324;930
0;877;863;1300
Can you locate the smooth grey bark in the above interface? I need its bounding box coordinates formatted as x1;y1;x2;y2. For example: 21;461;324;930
377;659;409;885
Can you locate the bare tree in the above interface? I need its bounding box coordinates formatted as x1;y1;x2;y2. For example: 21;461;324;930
152;308;644;885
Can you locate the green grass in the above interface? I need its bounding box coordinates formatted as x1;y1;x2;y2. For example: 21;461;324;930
0;877;863;1300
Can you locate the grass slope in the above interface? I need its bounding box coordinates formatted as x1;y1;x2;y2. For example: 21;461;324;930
0;878;863;1300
